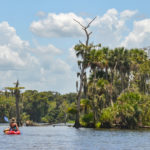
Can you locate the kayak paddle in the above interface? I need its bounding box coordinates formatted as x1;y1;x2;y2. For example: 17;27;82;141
4;116;9;123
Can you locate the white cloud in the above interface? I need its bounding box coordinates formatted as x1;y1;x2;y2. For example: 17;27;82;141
30;42;63;70
0;22;41;90
32;42;62;55
0;22;32;69
0;21;76;93
0;22;29;49
31;9;137;47
91;9;137;48
0;45;25;67
120;10;137;19
30;9;139;48
50;58;71;74
121;19;150;48
30;12;86;38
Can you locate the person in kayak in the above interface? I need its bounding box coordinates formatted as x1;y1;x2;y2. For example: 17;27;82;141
9;117;19;131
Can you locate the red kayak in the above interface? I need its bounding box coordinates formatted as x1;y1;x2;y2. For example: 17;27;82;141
4;130;21;135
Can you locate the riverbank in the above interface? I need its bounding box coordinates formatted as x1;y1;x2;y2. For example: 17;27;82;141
25;121;74;127
24;121;150;129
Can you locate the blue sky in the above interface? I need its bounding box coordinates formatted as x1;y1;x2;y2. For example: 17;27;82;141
0;0;150;93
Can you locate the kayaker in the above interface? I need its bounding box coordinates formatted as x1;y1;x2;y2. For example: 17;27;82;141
9;117;19;131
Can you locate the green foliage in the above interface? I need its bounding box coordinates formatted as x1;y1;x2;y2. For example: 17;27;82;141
0;95;16;122
41;117;49;123
67;106;77;114
67;120;75;124
81;113;94;125
100;106;116;127
21;112;30;122
95;122;101;128
0;90;77;124
80;99;90;106
85;47;150;128
115;91;143;128
99;91;150;129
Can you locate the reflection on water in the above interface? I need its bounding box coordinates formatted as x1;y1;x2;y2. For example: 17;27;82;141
1;124;150;150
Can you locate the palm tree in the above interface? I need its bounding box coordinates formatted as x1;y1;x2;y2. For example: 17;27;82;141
129;49;148;93
73;17;97;128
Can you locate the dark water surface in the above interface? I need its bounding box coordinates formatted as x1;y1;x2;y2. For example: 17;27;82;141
0;124;150;150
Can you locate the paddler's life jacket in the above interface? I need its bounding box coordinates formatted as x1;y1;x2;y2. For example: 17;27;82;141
10;123;17;131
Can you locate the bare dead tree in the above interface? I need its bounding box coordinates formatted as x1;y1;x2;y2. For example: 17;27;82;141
5;80;24;126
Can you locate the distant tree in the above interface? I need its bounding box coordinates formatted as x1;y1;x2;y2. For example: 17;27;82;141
5;80;24;126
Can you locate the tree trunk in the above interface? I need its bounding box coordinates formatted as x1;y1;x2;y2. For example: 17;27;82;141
15;94;21;126
74;67;84;128
73;17;96;128
110;83;114;107
74;109;80;128
14;80;22;126
91;68;97;128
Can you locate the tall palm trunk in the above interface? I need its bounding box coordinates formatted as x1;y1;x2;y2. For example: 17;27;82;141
92;68;97;127
15;94;21;126
14;81;21;126
74;67;85;128
74;17;96;128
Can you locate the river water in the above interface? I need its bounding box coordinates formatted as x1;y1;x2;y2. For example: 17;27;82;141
0;124;150;150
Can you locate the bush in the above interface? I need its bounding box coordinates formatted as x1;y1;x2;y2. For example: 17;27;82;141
100;107;116;128
95;122;101;128
81;113;93;125
67;106;77;114
41;117;49;123
21;112;30;123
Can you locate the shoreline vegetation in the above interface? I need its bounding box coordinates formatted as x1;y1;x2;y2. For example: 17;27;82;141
1;18;150;130
72;18;150;129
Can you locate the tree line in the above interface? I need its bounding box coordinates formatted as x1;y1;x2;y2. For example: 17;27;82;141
0;85;77;125
72;45;150;129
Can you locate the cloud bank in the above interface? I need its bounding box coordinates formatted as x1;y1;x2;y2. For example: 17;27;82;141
0;21;75;93
30;13;86;38
0;9;150;93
